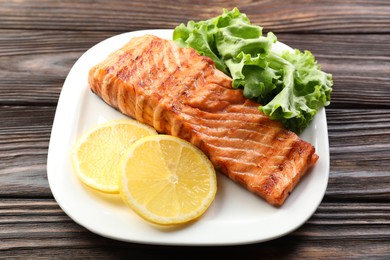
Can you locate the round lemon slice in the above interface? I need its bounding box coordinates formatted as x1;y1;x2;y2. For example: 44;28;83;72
72;119;158;193
119;135;217;225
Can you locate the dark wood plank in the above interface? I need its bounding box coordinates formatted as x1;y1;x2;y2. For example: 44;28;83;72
1;199;389;258
0;0;390;33
0;106;54;197
326;109;390;201
0;30;115;105
0;30;389;107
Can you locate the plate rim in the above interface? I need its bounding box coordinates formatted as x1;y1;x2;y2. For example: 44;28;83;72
47;29;330;246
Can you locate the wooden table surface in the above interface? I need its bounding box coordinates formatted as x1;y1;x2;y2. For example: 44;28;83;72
1;0;389;258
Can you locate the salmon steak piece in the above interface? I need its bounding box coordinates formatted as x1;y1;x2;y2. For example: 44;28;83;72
88;35;319;206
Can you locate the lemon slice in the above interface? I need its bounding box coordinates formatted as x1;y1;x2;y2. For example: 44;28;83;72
72;119;157;193
119;135;217;225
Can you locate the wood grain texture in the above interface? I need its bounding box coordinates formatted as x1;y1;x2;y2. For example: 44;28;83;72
0;30;114;105
0;0;390;33
0;106;54;197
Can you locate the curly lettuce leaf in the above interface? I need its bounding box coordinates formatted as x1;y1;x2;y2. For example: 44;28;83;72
225;52;281;101
173;8;333;134
173;8;268;74
173;21;227;73
259;50;333;133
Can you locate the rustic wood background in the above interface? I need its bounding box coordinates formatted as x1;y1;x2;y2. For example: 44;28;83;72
1;0;389;258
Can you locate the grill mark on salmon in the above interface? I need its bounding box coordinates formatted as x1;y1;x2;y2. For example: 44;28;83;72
182;107;276;129
88;34;319;206
184;118;273;141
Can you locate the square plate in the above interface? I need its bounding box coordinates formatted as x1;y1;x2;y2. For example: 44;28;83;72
47;29;329;246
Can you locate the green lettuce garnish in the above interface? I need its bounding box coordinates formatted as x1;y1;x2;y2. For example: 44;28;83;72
173;8;333;134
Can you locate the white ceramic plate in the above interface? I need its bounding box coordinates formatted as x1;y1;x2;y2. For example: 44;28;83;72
47;29;329;246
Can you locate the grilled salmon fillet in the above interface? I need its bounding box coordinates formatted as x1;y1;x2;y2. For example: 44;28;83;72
88;35;319;206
